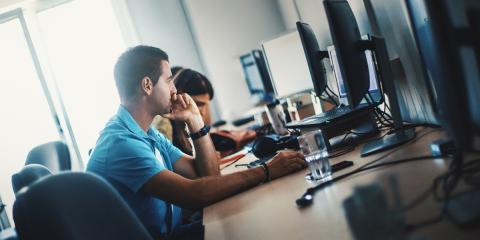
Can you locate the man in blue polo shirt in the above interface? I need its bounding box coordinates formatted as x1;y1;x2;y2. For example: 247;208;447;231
87;46;306;239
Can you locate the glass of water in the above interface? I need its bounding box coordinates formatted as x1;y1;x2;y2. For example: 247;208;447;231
297;129;331;180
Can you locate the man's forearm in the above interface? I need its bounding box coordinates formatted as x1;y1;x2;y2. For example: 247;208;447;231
144;150;305;211
186;115;220;176
186;167;266;209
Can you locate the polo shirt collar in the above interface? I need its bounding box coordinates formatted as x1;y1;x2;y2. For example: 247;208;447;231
117;105;157;140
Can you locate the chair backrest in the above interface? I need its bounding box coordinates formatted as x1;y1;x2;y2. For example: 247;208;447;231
11;164;52;195
25;141;71;173
13;172;153;240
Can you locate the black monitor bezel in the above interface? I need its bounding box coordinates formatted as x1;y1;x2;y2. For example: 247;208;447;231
296;21;328;98
418;0;480;150
324;0;371;108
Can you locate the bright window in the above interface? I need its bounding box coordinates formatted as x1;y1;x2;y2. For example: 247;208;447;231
37;0;126;162
0;17;60;225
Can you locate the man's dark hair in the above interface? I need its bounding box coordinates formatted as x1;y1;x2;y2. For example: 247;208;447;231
114;45;169;101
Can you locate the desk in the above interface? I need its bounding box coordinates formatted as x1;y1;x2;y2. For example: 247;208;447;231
204;128;480;239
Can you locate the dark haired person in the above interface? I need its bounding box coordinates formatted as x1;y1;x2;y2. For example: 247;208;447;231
169;67;214;156
155;66;255;158
87;45;306;240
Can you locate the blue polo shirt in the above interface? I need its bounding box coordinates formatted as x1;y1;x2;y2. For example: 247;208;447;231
87;105;185;238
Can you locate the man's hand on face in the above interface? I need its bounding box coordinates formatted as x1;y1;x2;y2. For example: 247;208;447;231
162;93;201;123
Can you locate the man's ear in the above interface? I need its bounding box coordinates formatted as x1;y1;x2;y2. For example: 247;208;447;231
141;76;153;95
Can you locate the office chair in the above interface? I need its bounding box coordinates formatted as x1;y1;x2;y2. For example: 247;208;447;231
13;172;153;240
11;164;52;195
25;141;71;173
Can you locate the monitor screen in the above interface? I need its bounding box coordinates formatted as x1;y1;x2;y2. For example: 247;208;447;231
240;53;265;94
327;42;381;105
240;50;274;102
262;31;313;98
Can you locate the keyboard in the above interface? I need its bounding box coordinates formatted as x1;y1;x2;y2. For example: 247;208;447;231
286;104;371;129
304;105;352;122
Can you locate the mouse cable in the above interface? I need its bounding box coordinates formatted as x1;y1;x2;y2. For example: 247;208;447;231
296;129;438;207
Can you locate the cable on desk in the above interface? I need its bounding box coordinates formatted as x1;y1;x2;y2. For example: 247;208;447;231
398;154;480;232
335;127;437;167
358;128;437;169
295;128;438;207
296;155;439;207
404;212;445;232
400;185;434;212
402;157;460;231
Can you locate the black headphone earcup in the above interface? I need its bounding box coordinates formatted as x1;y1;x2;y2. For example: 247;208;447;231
252;136;278;158
277;135;300;150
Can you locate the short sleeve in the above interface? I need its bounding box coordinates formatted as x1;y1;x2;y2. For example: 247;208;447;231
106;136;166;193
154;129;185;165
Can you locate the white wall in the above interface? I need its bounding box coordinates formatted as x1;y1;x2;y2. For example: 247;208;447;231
124;0;226;120
0;0;23;9
124;0;289;121
182;0;286;120
276;0;300;30
125;0;203;70
276;0;339;99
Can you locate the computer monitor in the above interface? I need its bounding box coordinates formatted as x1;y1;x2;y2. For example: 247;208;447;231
406;0;480;151
296;22;329;98
321;0;415;156
327;41;381;106
262;30;314;99
324;0;370;108
239;50;274;101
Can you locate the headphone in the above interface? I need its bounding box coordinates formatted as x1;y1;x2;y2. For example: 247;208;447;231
252;135;300;158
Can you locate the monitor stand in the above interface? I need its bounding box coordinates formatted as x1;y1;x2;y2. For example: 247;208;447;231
359;36;416;157
361;128;415;157
329;116;379;151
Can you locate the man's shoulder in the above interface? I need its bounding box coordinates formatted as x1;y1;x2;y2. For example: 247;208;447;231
101;117;142;142
88;131;157;174
102;132;151;155
92;121;152;160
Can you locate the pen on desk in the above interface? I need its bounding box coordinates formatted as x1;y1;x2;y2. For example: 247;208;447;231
234;163;249;167
220;147;252;169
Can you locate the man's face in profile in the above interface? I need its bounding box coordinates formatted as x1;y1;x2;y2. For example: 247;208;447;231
150;60;176;115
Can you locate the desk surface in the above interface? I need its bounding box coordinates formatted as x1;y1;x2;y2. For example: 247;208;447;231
204;128;480;239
